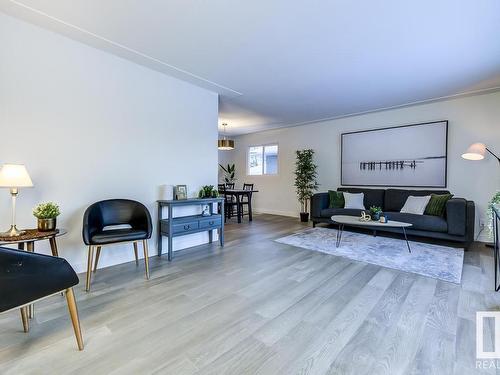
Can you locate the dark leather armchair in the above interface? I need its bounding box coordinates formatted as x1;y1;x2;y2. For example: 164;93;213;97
0;247;83;350
82;199;152;292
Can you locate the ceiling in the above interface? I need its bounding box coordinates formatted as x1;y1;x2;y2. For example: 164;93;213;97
2;0;500;135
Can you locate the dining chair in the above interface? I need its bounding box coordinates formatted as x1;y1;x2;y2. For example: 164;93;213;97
240;183;254;217
0;247;84;350
218;184;236;222
82;199;152;292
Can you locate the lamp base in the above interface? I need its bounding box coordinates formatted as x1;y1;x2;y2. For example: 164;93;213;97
1;225;26;237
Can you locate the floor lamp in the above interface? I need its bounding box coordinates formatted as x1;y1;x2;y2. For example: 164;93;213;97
461;142;499;248
0;164;34;237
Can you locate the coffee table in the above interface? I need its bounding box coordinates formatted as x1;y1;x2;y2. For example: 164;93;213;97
331;215;413;253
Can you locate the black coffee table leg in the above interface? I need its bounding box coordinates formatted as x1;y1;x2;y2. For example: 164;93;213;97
336;224;344;248
402;227;411;253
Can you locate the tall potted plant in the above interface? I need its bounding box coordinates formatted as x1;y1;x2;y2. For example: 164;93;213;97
294;149;319;222
219;163;236;184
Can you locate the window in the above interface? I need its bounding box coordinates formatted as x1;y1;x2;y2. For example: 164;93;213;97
248;144;278;175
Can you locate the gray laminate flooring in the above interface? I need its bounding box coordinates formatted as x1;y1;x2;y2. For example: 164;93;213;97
0;214;497;374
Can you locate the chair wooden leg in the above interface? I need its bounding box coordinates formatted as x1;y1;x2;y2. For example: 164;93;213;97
142;240;150;280
93;246;101;273
86;246;94;292
20;307;29;333
133;242;139;265
65;288;84;351
26;241;35;319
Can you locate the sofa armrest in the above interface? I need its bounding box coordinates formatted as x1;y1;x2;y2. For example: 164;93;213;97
446;198;475;239
311;193;329;218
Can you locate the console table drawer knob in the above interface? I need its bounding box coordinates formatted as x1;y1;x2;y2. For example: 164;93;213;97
184;225;190;230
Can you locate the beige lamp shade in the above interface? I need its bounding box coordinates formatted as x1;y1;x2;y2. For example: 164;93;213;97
0;164;34;187
461;143;486;161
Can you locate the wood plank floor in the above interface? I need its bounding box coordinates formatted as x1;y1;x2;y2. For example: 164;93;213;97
0;214;498;374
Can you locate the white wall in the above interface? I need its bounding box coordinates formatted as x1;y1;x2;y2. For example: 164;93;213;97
221;91;500;241
0;13;219;272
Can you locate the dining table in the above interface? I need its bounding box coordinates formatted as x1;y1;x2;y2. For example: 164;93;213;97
223;189;259;223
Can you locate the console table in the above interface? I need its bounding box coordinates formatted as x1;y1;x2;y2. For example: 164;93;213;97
157;198;224;261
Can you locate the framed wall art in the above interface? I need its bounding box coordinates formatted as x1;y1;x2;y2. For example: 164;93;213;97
341;120;448;187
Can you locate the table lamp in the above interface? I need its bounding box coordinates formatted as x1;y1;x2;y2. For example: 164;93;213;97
0;164;33;237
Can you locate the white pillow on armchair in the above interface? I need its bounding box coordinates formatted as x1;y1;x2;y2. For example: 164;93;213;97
343;192;365;209
400;195;431;215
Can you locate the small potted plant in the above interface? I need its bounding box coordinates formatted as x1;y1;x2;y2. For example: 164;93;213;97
33;202;60;231
198;185;219;199
369;206;383;221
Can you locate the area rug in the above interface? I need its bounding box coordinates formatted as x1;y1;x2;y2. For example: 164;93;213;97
275;227;464;284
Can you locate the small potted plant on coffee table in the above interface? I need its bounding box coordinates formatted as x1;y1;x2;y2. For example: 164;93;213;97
33;202;60;231
369;206;383;221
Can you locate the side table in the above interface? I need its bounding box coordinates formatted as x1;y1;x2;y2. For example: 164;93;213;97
0;229;67;318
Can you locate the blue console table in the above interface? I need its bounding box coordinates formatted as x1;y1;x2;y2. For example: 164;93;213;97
157;198;224;261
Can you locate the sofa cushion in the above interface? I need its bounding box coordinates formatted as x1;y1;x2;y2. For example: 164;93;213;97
328;190;344;208
385;189;450;212
344;192;365;209
338;188;385;210
320;208;364;218
424;193;454;217
384;212;448;232
400;196;431;215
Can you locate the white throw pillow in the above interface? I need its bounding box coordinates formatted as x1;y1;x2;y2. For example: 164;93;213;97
343;192;365;209
400;195;431;215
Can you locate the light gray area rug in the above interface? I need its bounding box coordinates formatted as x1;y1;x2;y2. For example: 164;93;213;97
275;227;464;284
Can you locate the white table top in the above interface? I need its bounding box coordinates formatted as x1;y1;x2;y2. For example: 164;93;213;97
331;215;412;228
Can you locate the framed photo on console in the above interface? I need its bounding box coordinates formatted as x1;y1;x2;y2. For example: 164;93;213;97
341;120;448;188
174;185;188;200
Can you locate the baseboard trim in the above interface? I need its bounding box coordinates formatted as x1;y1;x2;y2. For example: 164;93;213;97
253;208;297;218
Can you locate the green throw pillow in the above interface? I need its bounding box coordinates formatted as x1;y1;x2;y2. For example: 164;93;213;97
424;194;453;216
329;190;345;209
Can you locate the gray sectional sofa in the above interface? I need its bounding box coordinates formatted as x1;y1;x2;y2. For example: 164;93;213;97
311;187;475;247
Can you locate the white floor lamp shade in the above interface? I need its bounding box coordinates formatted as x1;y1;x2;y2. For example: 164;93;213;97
461;143;487;160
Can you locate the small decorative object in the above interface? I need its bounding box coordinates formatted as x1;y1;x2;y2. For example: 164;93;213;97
294;149;319;222
202;205;211;217
159;184;174;200
33;202;60;232
174;185;188;200
0;164;34;236
360;211;372;222
379;216;387;223
219;164;236;184
369;206;383;221
198;185;219;199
